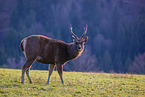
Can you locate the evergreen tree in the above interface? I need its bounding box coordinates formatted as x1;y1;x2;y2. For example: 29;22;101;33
102;50;112;72
124;55;132;72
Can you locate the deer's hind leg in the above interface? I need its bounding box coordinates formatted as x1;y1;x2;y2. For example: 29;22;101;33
21;59;36;84
26;67;33;83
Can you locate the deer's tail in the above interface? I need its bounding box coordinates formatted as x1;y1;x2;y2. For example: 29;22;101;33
20;40;24;51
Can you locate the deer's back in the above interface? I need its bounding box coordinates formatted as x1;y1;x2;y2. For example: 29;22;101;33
24;35;69;64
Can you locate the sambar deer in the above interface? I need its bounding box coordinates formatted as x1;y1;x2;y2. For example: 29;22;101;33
20;26;88;85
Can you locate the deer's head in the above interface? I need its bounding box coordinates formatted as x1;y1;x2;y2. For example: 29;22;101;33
70;25;88;51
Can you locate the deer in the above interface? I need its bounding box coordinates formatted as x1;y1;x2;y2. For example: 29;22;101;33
20;25;88;85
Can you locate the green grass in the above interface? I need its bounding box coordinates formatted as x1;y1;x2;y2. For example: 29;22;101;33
0;68;145;97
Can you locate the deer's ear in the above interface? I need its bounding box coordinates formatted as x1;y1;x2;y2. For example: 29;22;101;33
83;36;88;42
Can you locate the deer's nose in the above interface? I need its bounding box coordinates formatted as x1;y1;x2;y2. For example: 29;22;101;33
78;46;81;50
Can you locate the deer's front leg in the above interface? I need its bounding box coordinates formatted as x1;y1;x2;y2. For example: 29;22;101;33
47;64;55;85
56;64;64;85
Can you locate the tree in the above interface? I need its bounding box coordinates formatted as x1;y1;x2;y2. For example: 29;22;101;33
113;53;123;72
0;46;7;66
124;55;132;72
102;50;112;72
111;6;120;35
128;52;145;74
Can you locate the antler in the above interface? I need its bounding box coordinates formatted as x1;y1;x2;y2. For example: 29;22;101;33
70;26;79;39
80;25;88;39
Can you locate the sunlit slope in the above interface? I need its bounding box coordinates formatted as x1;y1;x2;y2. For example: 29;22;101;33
0;68;145;97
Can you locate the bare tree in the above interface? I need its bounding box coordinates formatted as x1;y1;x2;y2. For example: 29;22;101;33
128;52;145;74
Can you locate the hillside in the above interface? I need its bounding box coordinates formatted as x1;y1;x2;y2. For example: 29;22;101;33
0;68;145;96
0;0;145;73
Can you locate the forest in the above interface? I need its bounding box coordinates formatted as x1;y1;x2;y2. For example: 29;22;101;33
0;0;145;74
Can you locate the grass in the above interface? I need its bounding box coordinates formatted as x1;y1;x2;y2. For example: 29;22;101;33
0;68;145;97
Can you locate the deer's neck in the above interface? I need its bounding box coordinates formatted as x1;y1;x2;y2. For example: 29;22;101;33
67;43;83;61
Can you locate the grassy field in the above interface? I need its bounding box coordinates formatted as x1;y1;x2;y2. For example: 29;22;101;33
0;68;145;97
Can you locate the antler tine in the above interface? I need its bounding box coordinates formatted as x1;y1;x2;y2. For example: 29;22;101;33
70;26;78;39
81;25;88;39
